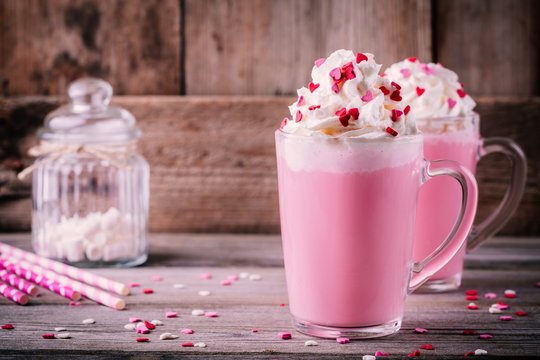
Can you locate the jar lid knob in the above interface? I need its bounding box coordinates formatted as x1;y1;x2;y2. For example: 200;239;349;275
68;78;113;109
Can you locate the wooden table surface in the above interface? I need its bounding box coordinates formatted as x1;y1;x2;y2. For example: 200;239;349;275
0;234;539;359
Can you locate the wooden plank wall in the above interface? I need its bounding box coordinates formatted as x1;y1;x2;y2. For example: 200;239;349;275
0;0;539;235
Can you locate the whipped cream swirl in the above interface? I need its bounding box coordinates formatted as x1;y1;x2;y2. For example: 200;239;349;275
384;58;476;118
280;49;417;138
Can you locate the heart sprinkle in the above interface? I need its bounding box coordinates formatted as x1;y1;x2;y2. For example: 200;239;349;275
420;344;434;350
297;96;305;106
42;333;55;339
356;52;368;63
142;288;154;294
504;289;517;298
295;110;303;123
416;87;425;96
390;81;402;90
308;105;321;111
484;292;497;299
361;90;374;102
305;340;318;346
280;117;287;129
386;127;398;137
144;320;156;330
457;89;467;98
499;315;513;321
447;98;457;109
205;311;219;318
379;86;390;95
408;349;421;357
181;328;194;334
414;327;428;334
308;82;320;93
463;329;476;335
467;302;479;310
314;58;326;67
400;68;412;78
515;311;528;316
279;332;292;340
391;109;403;122
479;333;493;340
200;272;213;280
136;337;149;342
375;351;390;356
390;90;402;102
465;289;478;295
336;337;350;344
404;105;411;115
181;342;194;347
1;324;14;330
348;108;360;120
408;57;417;62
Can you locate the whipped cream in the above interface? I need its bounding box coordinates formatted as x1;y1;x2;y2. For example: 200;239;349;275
280;49;417;139
384;58;476;118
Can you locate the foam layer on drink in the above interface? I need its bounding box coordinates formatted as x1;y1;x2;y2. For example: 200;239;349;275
280;50;417;139
384;58;476;119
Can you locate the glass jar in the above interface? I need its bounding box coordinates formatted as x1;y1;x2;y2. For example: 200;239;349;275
30;78;149;267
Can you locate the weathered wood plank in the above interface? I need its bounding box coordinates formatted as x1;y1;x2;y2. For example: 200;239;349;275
185;0;431;95
437;0;540;96
0;234;538;358
0;96;538;236
0;0;181;95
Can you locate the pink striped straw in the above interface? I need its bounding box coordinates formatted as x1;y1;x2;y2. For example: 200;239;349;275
0;242;129;296
0;268;39;296
0;280;29;305
3;256;125;310
0;259;80;301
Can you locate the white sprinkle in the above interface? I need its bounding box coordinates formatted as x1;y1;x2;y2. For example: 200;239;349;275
362;356;376;360
54;327;67;332
304;340;318;346
56;332;71;339
82;318;95;324
194;342;207;348
191;309;205;316
249;274;262;281
239;272;250;279
489;305;502;314
173;284;185;289
159;332;179;340
474;349;488;355
150;320;164;326
199;290;211;296
504;289;516;295
124;323;136;330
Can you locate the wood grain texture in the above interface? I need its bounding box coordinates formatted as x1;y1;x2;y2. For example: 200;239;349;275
0;96;538;235
0;0;181;95
185;0;431;95
437;0;540;96
0;234;538;359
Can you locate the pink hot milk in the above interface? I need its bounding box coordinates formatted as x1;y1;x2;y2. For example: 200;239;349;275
276;132;424;327
414;127;479;284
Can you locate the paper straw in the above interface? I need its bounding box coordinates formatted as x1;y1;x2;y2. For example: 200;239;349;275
0;268;39;296
0;280;29;305
0;259;80;301
3;256;125;310
0;242;129;296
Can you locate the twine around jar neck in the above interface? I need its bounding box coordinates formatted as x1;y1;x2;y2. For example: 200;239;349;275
18;140;138;180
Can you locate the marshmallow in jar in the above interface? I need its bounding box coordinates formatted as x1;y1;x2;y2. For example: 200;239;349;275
29;78;149;267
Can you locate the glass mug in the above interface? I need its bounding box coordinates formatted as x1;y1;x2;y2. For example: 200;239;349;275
415;113;527;292
275;130;478;339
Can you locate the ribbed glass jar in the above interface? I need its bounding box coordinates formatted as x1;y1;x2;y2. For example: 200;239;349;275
30;78;149;267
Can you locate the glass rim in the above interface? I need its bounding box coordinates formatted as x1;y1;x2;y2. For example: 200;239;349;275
415;111;479;123
275;128;422;144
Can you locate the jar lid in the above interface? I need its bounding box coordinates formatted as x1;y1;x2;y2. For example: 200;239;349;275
39;78;140;144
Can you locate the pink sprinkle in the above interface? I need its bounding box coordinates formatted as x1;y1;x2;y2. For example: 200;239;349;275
200;272;213;280
414;328;428;334
484;292;497;299
181;328;194;334
515;311;527;316
465;289;478;296
420;344;434;350
408;349;421;357
42;333;55;339
347;108;360;120
448;98;457;109
466;295;478;301
467;303;479;310
420;63;434;75
463;329;475;335
279;303;286;307
361;90;373;102
479;333;493;339
390;81;402;90
136;323;150;334
280;117;287;129
297;96;304;106
205;312;218;318
69;301;81;307
228;274;239;281
331;82;340;94
497;301;509;310
336;337;350;344
375;351;390;356
129;283;141;287
166;311;177;318
295;110;303;122
136;337;149;342
1;324;14;330
279;332;292;340
221;280;232;286
314;58;326;67
330;67;342;81
181;342;194;347
151;275;163;281
129;317;142;323
500;315;513;321
400;68;412;78
143;288;154;294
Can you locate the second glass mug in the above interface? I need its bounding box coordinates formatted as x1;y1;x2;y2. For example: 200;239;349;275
414;113;527;292
275;130;478;338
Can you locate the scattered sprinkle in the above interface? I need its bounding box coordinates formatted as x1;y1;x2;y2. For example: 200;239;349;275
495;302;509;310
151;275;163;281
56;332;71;339
305;340;318;346
504;289;517;298
1;324;14;330
129;317;141;323
166;312;177;318
194;342;207;348
205;311;218;318
199;290;211;296
160;332;178;340
420;344;434;350
54;327;67;332
82;318;95;325
515;311;528;316
144;321;156;330
474;349;488;356
173;284;185;289
249;274;262;281
251;329;259;333
221;280;232;286
489;306;502;314
479;334;493;340
143;288;154;294
42;333;55;339
536;281;540;287
239;272;250;279
499;315;513;321
124;323;136;331
467;289;480;296
375;351;390;356
192;309;205;316
136;337;149;343
414;328;428;334
466;295;478;301
279;332;292;340
463;329;476;335
408;349;421;357
129;282;140;287
336;337;350;344
464;351;475;357
484;292;497;299
467;302;479;310
200;272;213;280
181;329;194;334
314;58;326;67
227;275;239;281
69;301;81;307
150;320;164;326
181;342;194;347
363;356;376;360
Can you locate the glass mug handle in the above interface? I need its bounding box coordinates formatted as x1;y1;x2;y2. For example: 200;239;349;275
467;137;527;251
408;160;479;292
